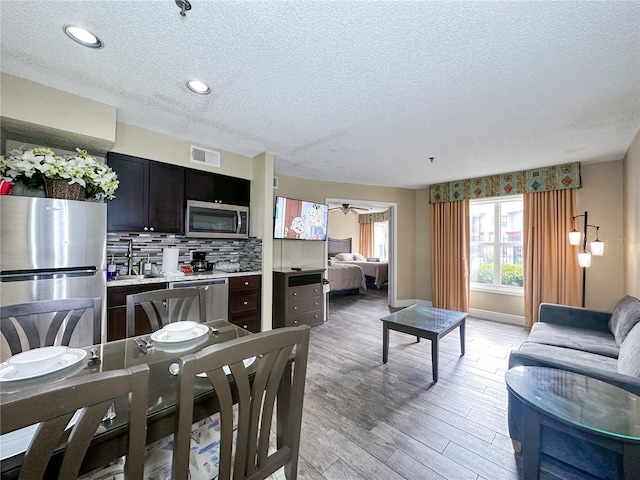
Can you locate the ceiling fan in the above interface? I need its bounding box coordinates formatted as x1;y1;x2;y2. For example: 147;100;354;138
329;203;370;215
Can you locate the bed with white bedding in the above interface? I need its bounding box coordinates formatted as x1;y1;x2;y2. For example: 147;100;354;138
328;237;388;289
326;237;367;295
327;262;367;295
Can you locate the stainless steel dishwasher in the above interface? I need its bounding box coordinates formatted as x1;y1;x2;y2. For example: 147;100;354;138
168;277;229;322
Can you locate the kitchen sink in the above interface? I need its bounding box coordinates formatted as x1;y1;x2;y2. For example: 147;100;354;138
113;274;158;280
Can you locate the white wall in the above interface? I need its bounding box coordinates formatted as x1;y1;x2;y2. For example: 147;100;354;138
274;173;418;302
624;129;640;297
250;152;275;330
576;160;625;311
327;212;360;253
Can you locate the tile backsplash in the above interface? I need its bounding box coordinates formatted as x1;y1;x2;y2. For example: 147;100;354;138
107;233;262;274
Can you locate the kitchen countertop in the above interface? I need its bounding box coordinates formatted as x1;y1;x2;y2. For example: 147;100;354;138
106;270;262;287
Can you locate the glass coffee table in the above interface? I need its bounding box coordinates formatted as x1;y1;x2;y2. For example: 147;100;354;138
380;304;466;382
506;366;640;480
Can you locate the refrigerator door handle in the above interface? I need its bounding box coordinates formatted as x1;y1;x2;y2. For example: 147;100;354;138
0;267;99;282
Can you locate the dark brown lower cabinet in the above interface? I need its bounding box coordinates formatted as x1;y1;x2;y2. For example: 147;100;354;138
228;275;261;333
106;283;167;341
272;269;324;328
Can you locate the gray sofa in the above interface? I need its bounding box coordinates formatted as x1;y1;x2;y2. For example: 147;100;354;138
508;295;640;480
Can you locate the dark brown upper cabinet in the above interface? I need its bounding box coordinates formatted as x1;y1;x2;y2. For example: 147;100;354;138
107;152;185;233
185;169;250;206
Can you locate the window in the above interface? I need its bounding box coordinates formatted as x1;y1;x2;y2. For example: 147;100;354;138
470;196;523;293
374;221;388;261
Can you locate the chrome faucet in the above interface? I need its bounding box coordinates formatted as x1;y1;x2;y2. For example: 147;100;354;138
126;239;133;276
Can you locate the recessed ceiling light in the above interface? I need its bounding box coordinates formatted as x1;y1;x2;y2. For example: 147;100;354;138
187;80;211;95
64;25;103;48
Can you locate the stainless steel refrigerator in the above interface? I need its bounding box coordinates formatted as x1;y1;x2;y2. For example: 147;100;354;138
0;196;107;346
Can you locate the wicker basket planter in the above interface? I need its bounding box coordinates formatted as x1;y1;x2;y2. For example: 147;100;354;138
44;179;86;201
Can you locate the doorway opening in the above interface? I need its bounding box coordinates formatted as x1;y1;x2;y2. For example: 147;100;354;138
325;197;397;307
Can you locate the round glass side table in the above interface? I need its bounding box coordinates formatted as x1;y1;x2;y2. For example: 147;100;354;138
505;366;640;480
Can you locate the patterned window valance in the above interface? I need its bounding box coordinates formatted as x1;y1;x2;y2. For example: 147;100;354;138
359;210;389;223
430;162;581;204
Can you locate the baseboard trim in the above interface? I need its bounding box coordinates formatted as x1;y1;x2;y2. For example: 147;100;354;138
390;300;526;326
468;308;526;326
393;299;432;308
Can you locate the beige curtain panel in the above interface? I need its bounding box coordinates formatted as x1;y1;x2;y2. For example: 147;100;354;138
359;222;375;258
430;199;470;312
523;189;581;325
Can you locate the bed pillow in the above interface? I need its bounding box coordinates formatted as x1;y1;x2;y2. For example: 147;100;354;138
335;253;354;261
352;253;366;261
608;295;640;346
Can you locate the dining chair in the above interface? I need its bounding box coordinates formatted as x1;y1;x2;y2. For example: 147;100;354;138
125;286;206;337
0;363;149;479
0;297;102;359
172;325;311;480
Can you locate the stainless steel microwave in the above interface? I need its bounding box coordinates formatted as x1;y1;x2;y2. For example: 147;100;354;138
185;200;249;238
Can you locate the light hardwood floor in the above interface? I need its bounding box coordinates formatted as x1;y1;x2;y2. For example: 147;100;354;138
294;289;592;480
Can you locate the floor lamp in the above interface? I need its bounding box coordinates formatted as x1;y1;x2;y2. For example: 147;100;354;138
568;211;604;307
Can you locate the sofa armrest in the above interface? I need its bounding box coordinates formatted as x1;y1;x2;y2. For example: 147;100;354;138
539;303;611;332
509;349;640;396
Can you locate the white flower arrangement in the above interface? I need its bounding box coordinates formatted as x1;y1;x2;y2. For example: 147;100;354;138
0;146;119;200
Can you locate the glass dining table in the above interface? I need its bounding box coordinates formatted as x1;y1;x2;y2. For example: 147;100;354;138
0;320;254;479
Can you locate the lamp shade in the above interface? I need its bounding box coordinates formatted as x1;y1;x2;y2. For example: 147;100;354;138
578;252;592;268
591;240;604;256
568;230;581;246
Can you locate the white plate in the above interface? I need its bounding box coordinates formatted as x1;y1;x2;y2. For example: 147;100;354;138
150;323;209;344
153;335;208;354
8;346;68;373
197;356;257;377
0;409;81;460
0;348;87;383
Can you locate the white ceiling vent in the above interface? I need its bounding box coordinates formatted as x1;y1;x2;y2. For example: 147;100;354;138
190;145;220;168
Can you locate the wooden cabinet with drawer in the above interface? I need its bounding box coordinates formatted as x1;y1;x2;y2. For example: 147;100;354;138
228;275;261;333
273;269;325;328
106;282;167;341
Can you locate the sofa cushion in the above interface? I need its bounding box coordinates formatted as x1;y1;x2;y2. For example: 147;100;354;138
608;295;640;346
515;341;619;374
618;322;640;377
528;322;619;358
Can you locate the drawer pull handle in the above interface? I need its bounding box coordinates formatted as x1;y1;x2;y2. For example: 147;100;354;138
314;302;318;306
293;306;298;310
293;320;298;324
314;289;318;292
293;292;297;296
243;301;248;305
244;281;249;286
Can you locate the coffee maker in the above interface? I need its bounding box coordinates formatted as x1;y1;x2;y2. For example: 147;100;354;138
191;251;208;272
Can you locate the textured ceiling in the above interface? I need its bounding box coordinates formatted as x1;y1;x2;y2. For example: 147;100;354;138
1;1;639;189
